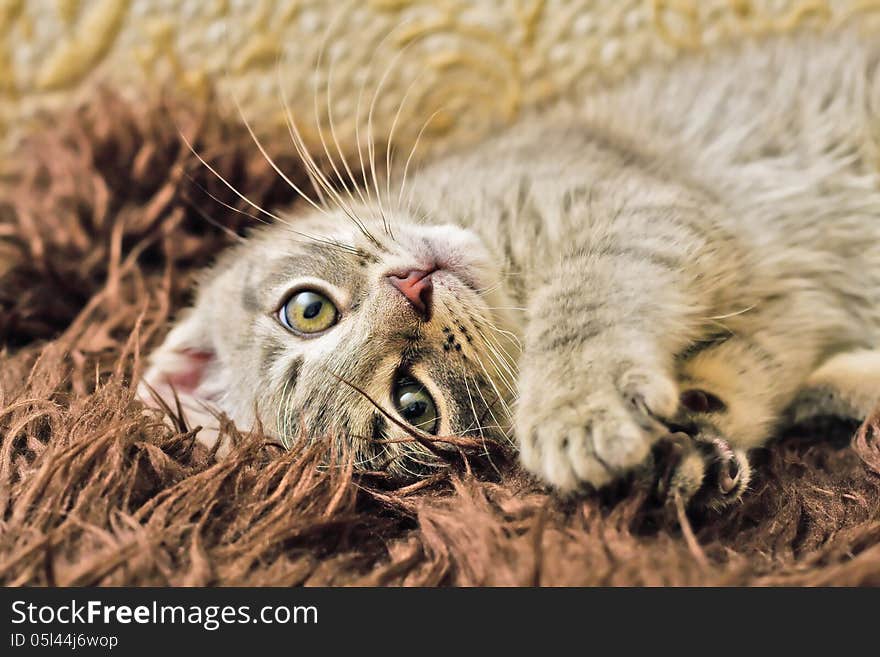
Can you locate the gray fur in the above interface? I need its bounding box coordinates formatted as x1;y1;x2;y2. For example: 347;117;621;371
142;29;880;506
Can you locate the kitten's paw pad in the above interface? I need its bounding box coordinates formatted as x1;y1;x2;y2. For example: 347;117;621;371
518;370;678;492
654;431;750;512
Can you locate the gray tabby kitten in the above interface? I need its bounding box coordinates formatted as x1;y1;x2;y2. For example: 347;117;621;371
141;29;880;510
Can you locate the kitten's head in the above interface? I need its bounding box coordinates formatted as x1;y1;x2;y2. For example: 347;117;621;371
141;207;520;476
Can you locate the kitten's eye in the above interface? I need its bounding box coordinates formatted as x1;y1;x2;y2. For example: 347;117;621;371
393;376;439;434
279;290;338;334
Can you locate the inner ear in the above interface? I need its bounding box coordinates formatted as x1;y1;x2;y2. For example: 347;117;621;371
159;348;215;393
139;336;226;452
138;276;239;455
138;309;221;419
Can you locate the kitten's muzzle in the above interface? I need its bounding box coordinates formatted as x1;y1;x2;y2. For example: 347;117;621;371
387;268;435;321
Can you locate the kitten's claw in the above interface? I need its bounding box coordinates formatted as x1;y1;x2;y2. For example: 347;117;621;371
716;442;742;495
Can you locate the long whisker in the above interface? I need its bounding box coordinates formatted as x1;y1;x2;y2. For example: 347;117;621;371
474;319;521;375
178;130;288;225
478;315;524;350
352;18;417;231
708;304;758;320
310;10;375;236
275;25;389;250
397;107;447;210
233;96;328;216
276;375;297;448
483;340;518;389
461;374;487;436
471;350;513;418
382;45;432;232
474;328;519;399
365;29;423;230
468;359;514;447
276;52;352;216
184;169;360;255
184;199;247;243
180;18;309;235
324;43;372;214
183;177;262;229
462;374;505;475
212;13;330;220
477;337;518;397
461;375;509;436
278;76;383;249
273;55;328;208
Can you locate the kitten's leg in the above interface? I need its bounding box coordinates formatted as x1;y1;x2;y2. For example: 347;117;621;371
515;220;727;492
785;349;880;428
662;342;880;511
664;335;817;509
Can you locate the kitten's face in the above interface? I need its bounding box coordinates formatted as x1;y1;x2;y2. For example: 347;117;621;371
142;208;520;475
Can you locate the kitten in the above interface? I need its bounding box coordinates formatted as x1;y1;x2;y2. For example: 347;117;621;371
141;29;880;510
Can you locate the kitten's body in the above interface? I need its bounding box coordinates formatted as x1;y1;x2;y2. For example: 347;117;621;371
143;29;880;507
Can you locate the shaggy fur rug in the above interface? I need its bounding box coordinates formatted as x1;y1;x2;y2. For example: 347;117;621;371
2;91;880;587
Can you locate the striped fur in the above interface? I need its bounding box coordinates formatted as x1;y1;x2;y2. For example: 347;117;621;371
144;29;880;507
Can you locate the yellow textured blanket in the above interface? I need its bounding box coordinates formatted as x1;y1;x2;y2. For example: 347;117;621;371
4;0;880;156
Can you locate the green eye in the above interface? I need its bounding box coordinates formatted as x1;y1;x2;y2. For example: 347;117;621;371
280;290;338;334
393;376;439;434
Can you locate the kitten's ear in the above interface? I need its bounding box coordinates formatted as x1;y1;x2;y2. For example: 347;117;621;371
138;308;226;449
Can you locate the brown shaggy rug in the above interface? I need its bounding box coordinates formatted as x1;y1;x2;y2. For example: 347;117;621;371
2;90;880;587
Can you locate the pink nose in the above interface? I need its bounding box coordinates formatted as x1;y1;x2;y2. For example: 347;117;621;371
388;268;435;320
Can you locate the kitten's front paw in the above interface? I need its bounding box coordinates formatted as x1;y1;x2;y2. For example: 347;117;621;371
517;366;678;491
